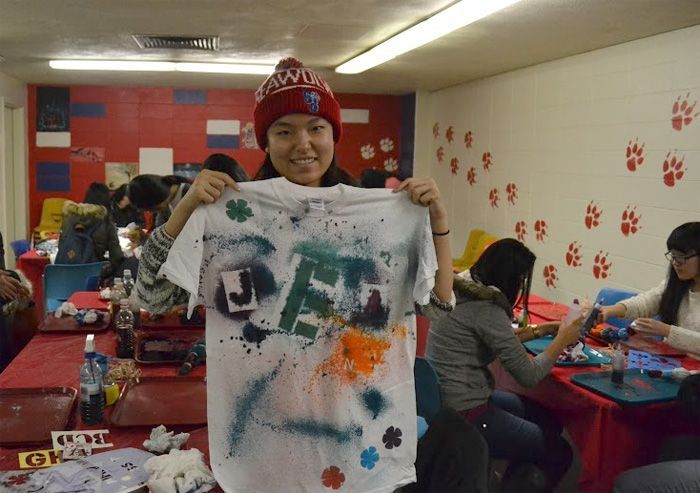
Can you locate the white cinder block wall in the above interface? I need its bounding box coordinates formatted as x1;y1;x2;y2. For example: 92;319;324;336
415;24;700;305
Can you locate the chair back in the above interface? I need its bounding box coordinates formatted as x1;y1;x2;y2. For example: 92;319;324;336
10;240;31;259
43;261;108;314
34;198;68;239
595;287;638;328
414;357;442;422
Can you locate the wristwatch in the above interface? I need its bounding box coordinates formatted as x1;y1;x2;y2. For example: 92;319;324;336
530;324;541;339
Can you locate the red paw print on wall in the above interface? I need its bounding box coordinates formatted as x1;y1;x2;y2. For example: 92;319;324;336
505;183;518;205
565;241;582;267
626;138;645;171
515;221;527;242
585;201;602;229
671;93;699;131
450;157;460;175
534;220;548;242
662;151;685;187
432;123;440;139
436;146;445;163
489;188;499;208
482;152;493;171
593;251;612;279
620;206;641;236
446;126;454;143
543;265;558;288
464;131;473;149
466;167;477;186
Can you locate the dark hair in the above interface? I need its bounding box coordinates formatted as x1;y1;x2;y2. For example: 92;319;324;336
84;182;111;208
127;174;188;210
659;222;700;324
253;154;358;186
469;238;536;310
203;153;250;182
112;184;129;204
360;168;390;189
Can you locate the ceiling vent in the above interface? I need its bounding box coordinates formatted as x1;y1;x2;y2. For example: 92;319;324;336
132;35;219;51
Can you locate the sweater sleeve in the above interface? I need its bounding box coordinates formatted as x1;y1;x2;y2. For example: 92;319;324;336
132;225;189;314
667;325;700;356
106;221;125;268
476;303;554;388
619;280;666;319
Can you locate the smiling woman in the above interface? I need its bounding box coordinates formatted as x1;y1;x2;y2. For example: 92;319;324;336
601;222;700;356
131;57;456;493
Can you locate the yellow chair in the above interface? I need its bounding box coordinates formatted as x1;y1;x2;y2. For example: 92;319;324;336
453;229;497;272
33;197;68;241
453;229;485;272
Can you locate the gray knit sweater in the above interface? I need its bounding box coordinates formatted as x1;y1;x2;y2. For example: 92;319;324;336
132;225;189;314
426;275;554;412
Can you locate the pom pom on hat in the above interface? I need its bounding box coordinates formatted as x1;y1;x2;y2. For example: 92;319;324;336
253;57;342;149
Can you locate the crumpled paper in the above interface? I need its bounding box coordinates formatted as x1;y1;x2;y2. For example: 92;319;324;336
143;425;190;454
144;448;216;493
54;302;78;318
99;287;111;300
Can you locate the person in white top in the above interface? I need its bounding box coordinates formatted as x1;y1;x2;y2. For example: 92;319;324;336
601;222;700;356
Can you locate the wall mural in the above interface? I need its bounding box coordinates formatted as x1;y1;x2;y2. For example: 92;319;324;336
432;89;695;291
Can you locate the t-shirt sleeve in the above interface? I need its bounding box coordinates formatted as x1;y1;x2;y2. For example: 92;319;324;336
413;209;438;305
158;206;206;317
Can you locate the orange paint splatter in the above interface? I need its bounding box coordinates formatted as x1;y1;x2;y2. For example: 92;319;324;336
315;328;391;384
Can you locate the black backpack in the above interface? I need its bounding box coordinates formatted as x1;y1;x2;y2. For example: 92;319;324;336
55;222;101;264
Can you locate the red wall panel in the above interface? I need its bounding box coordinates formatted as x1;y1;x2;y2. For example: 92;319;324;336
27;85;403;230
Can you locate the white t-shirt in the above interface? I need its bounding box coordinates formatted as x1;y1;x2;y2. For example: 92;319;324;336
160;177;437;493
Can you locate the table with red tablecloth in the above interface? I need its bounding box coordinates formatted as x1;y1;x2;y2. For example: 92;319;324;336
493;295;700;493
15;250;50;317
0;330;211;473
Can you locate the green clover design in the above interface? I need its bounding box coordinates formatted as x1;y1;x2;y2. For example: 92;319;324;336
226;199;254;223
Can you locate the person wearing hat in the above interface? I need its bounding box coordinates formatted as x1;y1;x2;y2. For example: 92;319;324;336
133;58;454;492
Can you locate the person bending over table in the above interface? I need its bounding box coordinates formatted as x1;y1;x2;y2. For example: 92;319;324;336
600;222;700;356
427;238;582;493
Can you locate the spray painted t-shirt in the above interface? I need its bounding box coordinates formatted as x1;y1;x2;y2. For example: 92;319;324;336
160;177;438;493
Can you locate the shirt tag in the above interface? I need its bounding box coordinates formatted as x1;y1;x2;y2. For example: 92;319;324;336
308;198;325;211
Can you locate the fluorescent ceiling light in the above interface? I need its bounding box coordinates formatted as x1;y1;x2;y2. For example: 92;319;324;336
49;59;275;75
335;0;524;74
176;62;274;75
50;60;174;71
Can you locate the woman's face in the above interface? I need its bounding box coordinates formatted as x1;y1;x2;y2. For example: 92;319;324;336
266;114;334;187
668;249;699;281
118;196;130;209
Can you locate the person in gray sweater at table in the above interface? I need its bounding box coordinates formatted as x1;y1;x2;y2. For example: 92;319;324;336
601;221;700;357
427;238;582;493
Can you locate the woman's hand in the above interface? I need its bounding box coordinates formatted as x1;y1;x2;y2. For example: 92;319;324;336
554;316;583;347
394;177;448;228
598;304;627;324
180;169;240;211
540;321;560;336
0;272;29;302
165;170;240;239
632;318;672;337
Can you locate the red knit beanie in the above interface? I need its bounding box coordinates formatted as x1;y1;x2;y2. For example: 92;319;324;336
253;58;342;149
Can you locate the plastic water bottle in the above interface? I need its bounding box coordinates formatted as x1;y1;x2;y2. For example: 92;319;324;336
122;270;134;297
611;343;625;387
116;299;135;358
80;334;104;425
110;279;126;318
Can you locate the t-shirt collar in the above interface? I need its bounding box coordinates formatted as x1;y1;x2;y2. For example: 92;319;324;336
270;177;349;216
